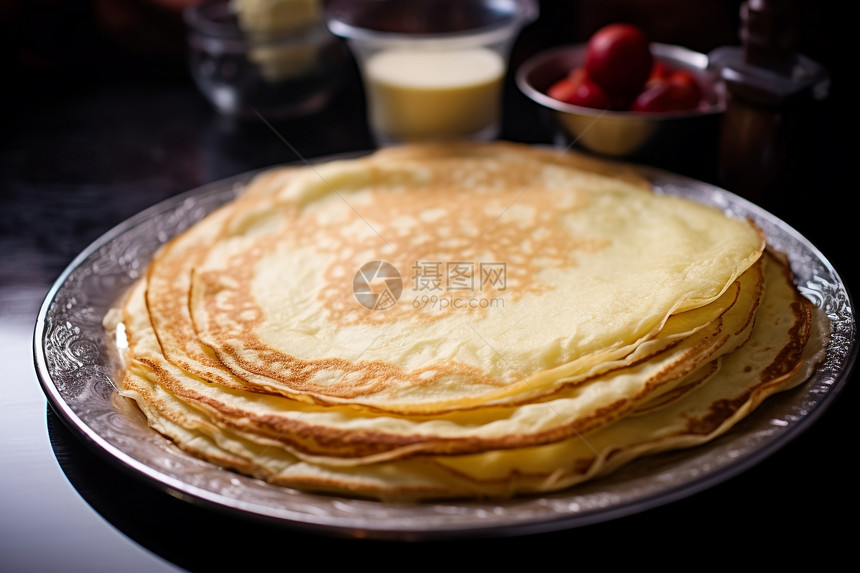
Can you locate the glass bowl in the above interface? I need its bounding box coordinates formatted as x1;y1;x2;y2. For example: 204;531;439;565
184;0;350;120
325;0;538;144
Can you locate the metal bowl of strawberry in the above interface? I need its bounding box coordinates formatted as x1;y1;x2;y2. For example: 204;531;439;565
516;27;725;158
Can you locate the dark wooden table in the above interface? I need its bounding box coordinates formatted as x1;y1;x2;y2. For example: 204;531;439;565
2;2;854;570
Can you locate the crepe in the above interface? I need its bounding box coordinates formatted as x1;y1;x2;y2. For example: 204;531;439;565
110;141;827;501
183;142;765;414
121;257;761;462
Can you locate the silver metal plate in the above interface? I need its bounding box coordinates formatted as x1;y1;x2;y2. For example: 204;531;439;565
33;158;855;540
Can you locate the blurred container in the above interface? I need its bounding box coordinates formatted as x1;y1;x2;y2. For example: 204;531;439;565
184;0;350;120
516;42;726;159
325;0;538;145
709;0;829;209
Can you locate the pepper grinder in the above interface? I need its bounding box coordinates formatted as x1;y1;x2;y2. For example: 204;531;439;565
709;0;829;211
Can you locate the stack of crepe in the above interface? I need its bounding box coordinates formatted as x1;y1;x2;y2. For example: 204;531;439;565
111;141;827;501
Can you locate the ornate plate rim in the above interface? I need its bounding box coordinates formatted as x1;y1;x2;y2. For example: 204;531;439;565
33;154;856;540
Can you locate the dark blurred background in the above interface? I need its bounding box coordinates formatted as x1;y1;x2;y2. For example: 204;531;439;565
0;2;852;569
1;0;841;109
